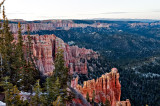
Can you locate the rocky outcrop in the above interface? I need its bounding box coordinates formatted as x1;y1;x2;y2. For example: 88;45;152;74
71;68;131;106
116;99;131;106
20;34;98;75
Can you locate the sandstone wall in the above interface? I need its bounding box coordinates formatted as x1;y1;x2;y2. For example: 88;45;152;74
20;34;98;75
71;68;131;106
9;20;111;33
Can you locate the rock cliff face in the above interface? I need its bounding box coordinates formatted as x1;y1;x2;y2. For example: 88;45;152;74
20;34;98;75
9;20;160;34
9;20;112;33
71;68;131;106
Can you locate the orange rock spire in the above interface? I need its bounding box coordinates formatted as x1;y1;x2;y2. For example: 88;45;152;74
71;68;131;106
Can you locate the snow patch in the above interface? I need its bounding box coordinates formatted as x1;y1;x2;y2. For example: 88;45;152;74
0;101;6;106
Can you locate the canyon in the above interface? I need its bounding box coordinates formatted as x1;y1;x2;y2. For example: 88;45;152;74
10;19;160;105
15;33;131;106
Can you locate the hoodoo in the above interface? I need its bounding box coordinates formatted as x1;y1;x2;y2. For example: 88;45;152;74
71;68;131;106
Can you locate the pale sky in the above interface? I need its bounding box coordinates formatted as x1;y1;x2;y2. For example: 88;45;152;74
2;0;160;20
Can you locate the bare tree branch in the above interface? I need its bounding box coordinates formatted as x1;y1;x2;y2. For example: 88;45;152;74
0;0;5;7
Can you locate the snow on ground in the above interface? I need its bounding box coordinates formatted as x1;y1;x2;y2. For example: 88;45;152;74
0;101;6;106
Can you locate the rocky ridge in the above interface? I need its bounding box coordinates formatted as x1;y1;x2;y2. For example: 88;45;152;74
9;20;112;33
71;68;131;106
9;20;160;34
18;34;98;75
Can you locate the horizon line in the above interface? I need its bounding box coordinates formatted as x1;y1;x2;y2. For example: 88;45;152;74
8;18;160;22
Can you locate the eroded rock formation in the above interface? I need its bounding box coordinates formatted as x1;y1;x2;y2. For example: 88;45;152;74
9;20;111;33
20;34;98;75
71;68;131;106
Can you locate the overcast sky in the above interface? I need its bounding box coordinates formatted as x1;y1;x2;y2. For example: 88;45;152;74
2;0;160;20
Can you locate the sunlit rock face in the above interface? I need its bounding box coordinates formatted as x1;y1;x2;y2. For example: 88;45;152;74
71;68;131;106
20;34;98;75
116;99;131;106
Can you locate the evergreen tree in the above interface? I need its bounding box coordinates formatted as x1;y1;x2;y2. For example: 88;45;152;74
26;24;31;64
43;77;56;105
43;49;74;105
0;77;25;106
46;77;62;105
17;22;24;61
18;24;40;92
86;92;90;102
92;90;95;103
13;22;25;87
1;6;14;74
52;48;74;103
0;1;40;105
21;64;40;92
0;2;18;95
43;74;67;105
30;80;43;105
53;48;70;85
0;1;5;92
104;99;111;106
0;6;16;83
0;77;13;106
0;6;19;89
53;77;61;99
11;85;25;105
53;96;62;106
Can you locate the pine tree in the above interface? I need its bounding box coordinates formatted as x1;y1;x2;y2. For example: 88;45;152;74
0;6;16;82
43;77;55;105
0;2;39;105
11;22;25;87
53;48;69;84
10;22;25;89
43;77;70;105
43;77;63;105
86;92;90;102
30;80;43;105
53;96;62;106
104;99;111;106
53;77;61;98
0;3;18;95
0;77;25;106
21;64;40;92
0;6;21;88
11;85;25;105
43;49;74;105
17;22;24;61
26;24;31;64
26;24;40;72
0;1;5;92
2;6;14;74
92;90;95;103
52;48;73;103
0;77;13;106
17;24;40;92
